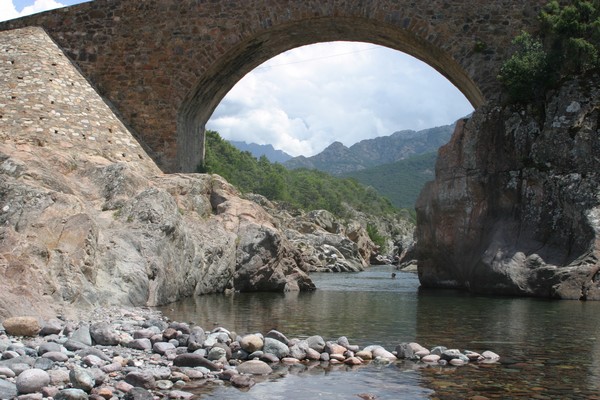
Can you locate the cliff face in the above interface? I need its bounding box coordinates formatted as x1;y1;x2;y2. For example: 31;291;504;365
0;27;314;319
416;75;600;299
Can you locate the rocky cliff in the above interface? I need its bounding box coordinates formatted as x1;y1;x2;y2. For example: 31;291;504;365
0;27;314;319
416;74;600;299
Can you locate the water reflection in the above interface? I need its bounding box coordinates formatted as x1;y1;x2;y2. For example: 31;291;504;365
158;266;600;399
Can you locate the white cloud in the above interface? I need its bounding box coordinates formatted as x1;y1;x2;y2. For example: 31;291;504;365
0;0;66;22
207;41;473;157
0;0;20;20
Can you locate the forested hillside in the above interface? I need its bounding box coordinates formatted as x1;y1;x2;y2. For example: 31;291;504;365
199;131;399;217
342;152;437;209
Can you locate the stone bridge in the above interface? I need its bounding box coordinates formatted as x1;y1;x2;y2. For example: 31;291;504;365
0;0;545;172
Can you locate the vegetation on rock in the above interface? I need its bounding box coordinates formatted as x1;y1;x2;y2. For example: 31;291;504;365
499;0;600;103
198;131;399;217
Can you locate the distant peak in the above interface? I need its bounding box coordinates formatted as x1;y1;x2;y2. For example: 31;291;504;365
325;141;348;150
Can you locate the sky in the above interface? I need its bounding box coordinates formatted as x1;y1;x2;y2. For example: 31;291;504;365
2;0;474;157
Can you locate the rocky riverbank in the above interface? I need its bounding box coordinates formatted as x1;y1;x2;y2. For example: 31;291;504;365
0;307;499;399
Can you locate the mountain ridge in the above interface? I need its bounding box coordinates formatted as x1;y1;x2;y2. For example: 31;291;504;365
229;140;293;163
283;123;455;175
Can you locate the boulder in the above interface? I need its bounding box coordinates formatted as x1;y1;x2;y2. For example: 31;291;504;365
16;368;50;394
240;334;264;353
233;223;315;292
237;360;273;375
2;317;40;337
263;337;290;359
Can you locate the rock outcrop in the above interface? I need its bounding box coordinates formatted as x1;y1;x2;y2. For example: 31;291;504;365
0;27;313;319
416;74;600;299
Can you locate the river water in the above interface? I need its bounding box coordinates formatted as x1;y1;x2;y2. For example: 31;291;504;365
157;266;600;399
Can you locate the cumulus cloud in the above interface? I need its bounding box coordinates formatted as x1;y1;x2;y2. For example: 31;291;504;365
0;0;68;21
207;42;474;157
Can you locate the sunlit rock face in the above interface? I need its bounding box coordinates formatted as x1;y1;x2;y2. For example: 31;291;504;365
0;27;314;319
416;75;600;300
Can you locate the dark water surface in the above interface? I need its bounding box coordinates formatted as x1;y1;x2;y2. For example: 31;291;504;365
157;266;600;399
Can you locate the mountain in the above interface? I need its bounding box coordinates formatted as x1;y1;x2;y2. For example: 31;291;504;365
342;152;437;209
229;140;293;163
284;123;454;175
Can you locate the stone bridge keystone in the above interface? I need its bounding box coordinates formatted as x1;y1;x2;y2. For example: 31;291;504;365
0;0;546;172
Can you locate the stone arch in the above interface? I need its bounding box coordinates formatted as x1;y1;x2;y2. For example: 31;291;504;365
177;16;483;172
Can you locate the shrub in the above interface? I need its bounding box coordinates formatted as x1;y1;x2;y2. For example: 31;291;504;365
498;32;550;103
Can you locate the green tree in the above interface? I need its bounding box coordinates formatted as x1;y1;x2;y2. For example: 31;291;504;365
499;0;600;103
198;130;400;218
498;32;550;103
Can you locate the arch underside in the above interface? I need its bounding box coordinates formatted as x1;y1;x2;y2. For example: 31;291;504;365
177;17;482;172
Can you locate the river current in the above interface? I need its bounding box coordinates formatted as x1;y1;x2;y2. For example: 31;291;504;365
157;266;600;399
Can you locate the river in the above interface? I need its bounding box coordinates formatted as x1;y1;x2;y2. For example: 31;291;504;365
157;265;600;399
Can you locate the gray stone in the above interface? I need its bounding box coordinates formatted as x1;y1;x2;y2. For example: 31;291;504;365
38;342;64;356
265;330;289;345
16;368;50;394
123;387;153;400
39;319;63;336
230;374;255;389
0;378;17;399
33;357;54;370
63;339;89;352
306;335;325;352
125;371;156;389
100;362;122;373
156;379;173;390
126;338;152;351
143;320;168;331
168;390;194;399
172;354;220;371
263;337;289;359
152;342;175;355
70;325;92;346
48;369;70;386
239;334;263;353
232;349;249;360
430;346;447;356
90;322;120;346
88;368;106;386
42;351;69;362
441;349;463;361
133;328;157;339
9;363;31;376
259;353;279;363
54;388;90;400
371;347;397;361
69;366;95;392
203;332;229;347
207;346;227;361
82;354;105;367
187;327;205;351
148;367;171;380
16;392;43;400
289;341;308;360
76;348;111;362
237;360;273;375
169;322;191;334
395;343;417;360
0;366;15;378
